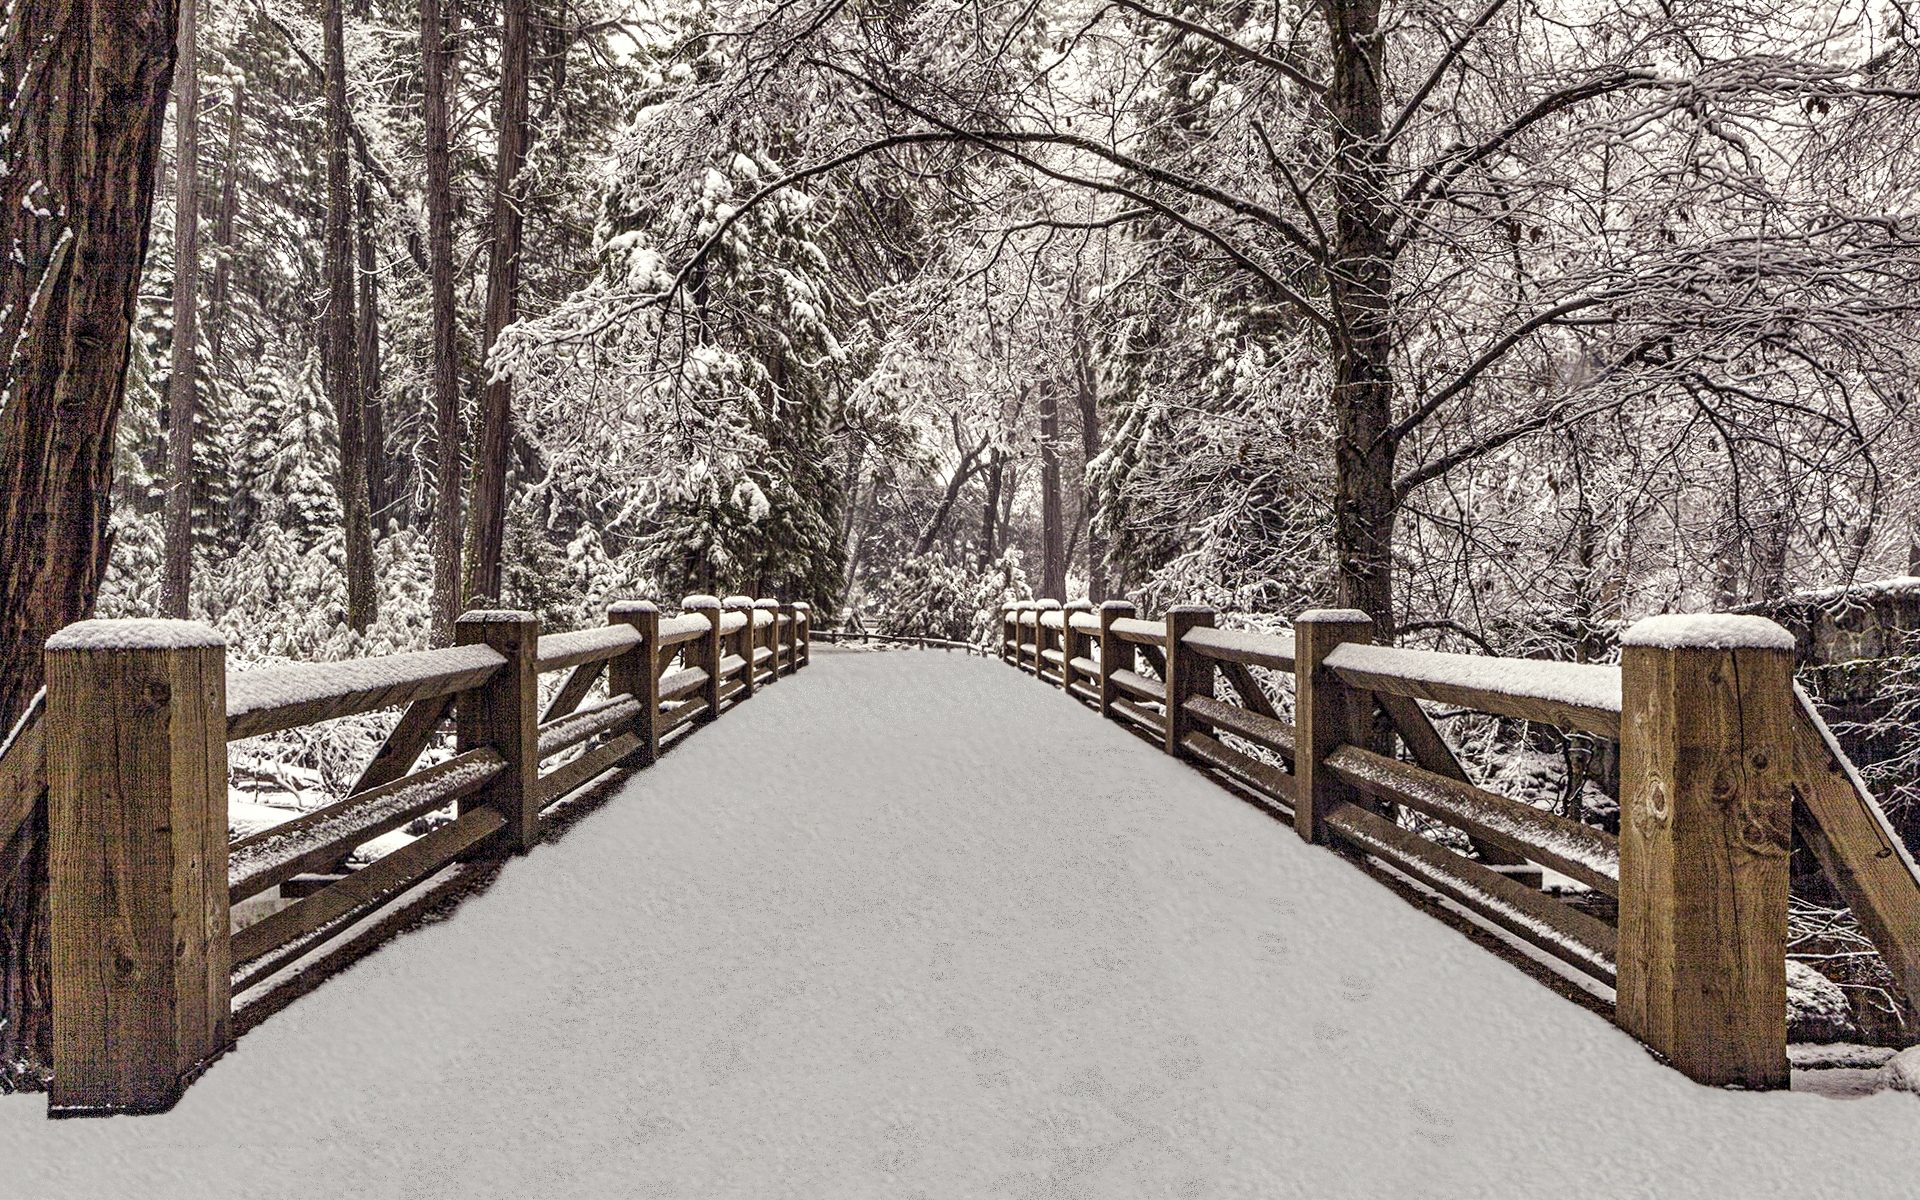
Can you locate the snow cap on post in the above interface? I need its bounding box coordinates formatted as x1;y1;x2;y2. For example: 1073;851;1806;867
681;594;721;610
1036;598;1062;610
1294;608;1372;626
1065;598;1093;612
44;618;225;652
753;598;779;610
792;601;810;613
722;595;754;609
1100;599;1135;613
457;608;536;625
1621;613;1794;652
608;599;658;615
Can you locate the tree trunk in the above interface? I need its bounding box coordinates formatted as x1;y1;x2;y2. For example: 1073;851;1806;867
207;81;243;368
463;0;532;606
356;174;389;526
978;447;1004;568
0;0;180;1085
1039;382;1066;599
1327;0;1398;636
162;0;201;619
0;0;178;729
424;0;463;642
1073;316;1105;603
323;0;376;631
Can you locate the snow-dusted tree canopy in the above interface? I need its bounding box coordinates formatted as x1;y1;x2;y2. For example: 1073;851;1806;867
87;0;1920;669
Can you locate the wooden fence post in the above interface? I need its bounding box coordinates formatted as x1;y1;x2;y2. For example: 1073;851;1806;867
1061;599;1092;693
456;610;539;854
1001;606;1016;664
1099;600;1136;721
778;602;798;676
755;599;780;683
683;595;723;718
1164;605;1216;758
1036;599;1063;685
794;602;811;668
45;619;231;1115
1616;614;1796;1090
724;596;755;698
1292;609;1374;845
608;601;661;766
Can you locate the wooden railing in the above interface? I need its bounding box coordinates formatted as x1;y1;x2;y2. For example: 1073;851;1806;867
1001;599;1920;1090
0;595;811;1116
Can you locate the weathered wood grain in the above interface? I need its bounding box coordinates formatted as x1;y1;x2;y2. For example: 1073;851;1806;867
47;631;231;1114
228;749;504;903
1617;635;1793;1090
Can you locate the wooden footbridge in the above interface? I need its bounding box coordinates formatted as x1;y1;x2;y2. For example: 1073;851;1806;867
1;593;1918;1118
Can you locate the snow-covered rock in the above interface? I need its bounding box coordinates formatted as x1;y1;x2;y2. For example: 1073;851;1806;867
1787;960;1857;1043
1879;1046;1920;1092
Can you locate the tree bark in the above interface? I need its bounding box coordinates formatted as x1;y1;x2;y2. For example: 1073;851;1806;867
323;0;376;631
463;0;533;605
162;0;201;618
1038;381;1066;599
1327;0;1398;635
356;174;389;526
0;0;179;731
424;0;463;642
1073;313;1105;603
978;447;1004;568
0;0;181;1084
207;81;243;368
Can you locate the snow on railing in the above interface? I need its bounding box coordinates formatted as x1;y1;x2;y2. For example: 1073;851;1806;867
999;599;1913;1092
32;595;811;1116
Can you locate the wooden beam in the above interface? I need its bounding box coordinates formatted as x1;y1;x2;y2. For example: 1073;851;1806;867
350;692;455;796
1292;609;1374;845
45;620;231;1115
1616;615;1794;1090
455;611;539;855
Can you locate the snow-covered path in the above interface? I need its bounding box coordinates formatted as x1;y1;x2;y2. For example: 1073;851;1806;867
6;649;1920;1197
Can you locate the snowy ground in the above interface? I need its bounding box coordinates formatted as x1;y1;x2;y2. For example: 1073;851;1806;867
5;649;1920;1197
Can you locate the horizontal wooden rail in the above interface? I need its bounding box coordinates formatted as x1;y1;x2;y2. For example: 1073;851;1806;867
658;614;711;646
1107;616;1166;646
1323;744;1619;895
537;693;642;760
228;749;504;903
1324;800;1618;985
226;645;506;741
537;734;642;806
1182;694;1295;760
37;594;813;1114
1000;598;1887;1090
659;666;708;703
232;805;507;966
1182;625;1295;671
1322;643;1621;738
1109;668;1165;704
534;625;643;674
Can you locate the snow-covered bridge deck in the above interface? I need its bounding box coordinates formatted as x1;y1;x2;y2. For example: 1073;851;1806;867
5;649;1919;1195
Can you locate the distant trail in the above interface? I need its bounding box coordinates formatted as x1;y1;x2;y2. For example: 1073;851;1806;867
2;650;1916;1196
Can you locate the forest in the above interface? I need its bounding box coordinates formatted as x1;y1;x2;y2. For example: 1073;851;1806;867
7;0;1920;1082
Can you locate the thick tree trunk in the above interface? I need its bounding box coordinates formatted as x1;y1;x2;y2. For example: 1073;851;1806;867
463;0;532;605
1038;382;1066;599
1327;0;1398;636
424;0;463;642
0;0;177;729
914;439;984;557
323;0;376;631
162;0;201;618
0;0;180;1085
356;174;389;525
978;447;1004;568
207;81;243;367
1073;318;1105;603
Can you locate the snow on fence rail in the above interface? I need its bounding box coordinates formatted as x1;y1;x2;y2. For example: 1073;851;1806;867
998;598;1920;1091
0;596;810;1117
